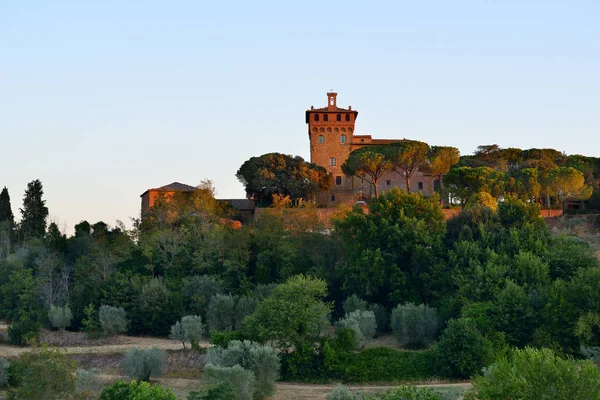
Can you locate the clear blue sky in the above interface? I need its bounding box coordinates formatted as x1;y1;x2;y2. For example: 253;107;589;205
1;1;599;233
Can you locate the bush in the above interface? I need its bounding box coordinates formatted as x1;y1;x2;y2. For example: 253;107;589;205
182;315;206;349
333;327;359;352
99;305;127;336
202;364;255;400
169;321;187;349
367;386;441;400
391;303;438;348
48;305;73;330
368;304;389;333
207;294;236;332
7;319;39;346
206;340;280;399
7;346;76;399
75;368;103;399
210;330;247;348
122;347;165;381
235;296;259;329
336;310;376;349
466;347;600;400
343;294;368;314
188;382;237;400
82;303;102;338
327;384;363;400
184;275;224;318
0;357;9;388
436;318;493;379
99;380;177;400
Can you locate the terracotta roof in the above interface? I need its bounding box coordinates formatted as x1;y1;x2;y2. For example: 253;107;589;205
307;107;355;112
219;199;255;211
154;182;198;191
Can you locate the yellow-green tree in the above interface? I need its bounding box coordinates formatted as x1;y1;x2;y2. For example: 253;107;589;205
341;145;392;198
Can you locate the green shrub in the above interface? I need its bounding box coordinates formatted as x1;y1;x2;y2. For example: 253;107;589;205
169;320;187;349
202;364;255;400
8;319;39;346
337;347;438;383
466;347;600;400
333;327;359;352
366;386;441;400
7;347;76;399
368;304;389;333
182;315;206;349
252;283;277;301
122;347;165;381
75;368;103;399
343;294;368;314
188;382;237;400
207;294;236;332
436;318;493;379
99;305;127;335
210;330;247;348
184;275;224;318
0;357;9;388
82;303;102;338
327;384;363;400
336;310;376;349
235;296;259;329
391;303;438;348
99;380;177;400
48;305;73;330
206;340;280;399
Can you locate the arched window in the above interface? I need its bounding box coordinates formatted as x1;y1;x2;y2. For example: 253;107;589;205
346;114;350;121
337;114;342;121
334;127;339;132
329;157;336;166
312;127;317;132
319;127;324;132
341;127;346;132
326;127;332;133
324;114;329;122
348;127;353;133
318;135;324;144
340;134;347;144
314;114;320;121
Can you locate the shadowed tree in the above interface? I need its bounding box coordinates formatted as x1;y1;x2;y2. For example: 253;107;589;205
421;146;460;204
20;179;49;240
0;187;15;256
544;167;591;209
341;145;392;198
386;140;430;193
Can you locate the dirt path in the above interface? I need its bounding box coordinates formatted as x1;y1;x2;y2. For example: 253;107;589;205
0;336;211;358
99;374;471;400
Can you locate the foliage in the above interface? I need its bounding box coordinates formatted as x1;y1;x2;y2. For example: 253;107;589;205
343;294;368;314
99;380;177;400
122;347;166;382
235;295;259;330
206;340;280;399
207;294;236;333
7;346;76;400
169;320;187;349
188;382;237;400
366;387;441;400
466;347;600;400
465;191;497;211
48;305;73;330
236;152;333;205
436;318;494;379
391;303;438;348
244;275;331;351
336;310;377;349
82;303;102;338
210;330;247;348
7;319;39;346
202;364;256;400
385;140;430;193
327;385;363;400
183;275;224;318
341;146;392;198
0;357;9;388
75;368;103;399
99;305;127;335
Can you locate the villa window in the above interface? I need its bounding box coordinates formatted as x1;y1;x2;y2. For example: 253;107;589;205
329;157;336;166
340;134;347;144
337;114;342;121
346;114;350;121
418;182;424;190
324;114;329;121
318;135;324;144
335;176;342;185
314;114;320;121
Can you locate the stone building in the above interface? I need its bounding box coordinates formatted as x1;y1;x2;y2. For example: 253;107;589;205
306;92;437;205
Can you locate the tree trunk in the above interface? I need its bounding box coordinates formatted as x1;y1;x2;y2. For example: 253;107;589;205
373;178;379;198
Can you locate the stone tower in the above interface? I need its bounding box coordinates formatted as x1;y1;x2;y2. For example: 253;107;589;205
306;92;358;204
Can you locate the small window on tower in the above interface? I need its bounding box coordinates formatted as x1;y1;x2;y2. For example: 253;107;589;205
335;176;342;185
314;114;320;121
346;114;350;121
318;135;324;144
337;114;341;121
329;157;336;166
324;114;329;121
340;134;347;144
418;182;424;190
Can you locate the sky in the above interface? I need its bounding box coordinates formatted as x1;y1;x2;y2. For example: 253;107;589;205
1;1;599;234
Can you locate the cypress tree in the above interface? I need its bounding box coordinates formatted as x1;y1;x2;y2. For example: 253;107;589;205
20;179;49;240
0;187;15;225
